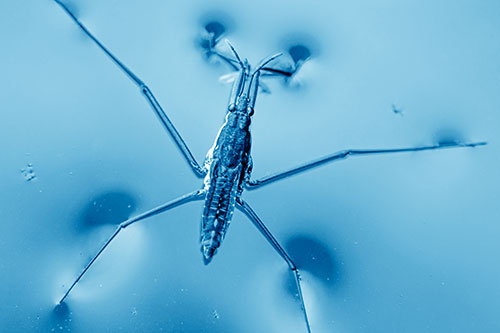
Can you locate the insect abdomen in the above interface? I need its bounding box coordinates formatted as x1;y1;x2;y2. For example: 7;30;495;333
200;170;239;264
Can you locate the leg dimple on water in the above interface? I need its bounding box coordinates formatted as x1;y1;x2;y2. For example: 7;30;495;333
197;12;234;55
288;44;311;65
204;21;226;41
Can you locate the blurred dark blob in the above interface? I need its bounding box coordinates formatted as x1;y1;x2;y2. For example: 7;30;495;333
205;21;226;42
288;44;311;66
199;21;226;54
78;190;138;231
283;234;340;297
197;12;234;58
47;302;72;331
57;0;81;18
277;33;320;88
434;128;465;146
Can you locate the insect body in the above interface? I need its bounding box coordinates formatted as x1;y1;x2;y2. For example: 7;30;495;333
201;108;250;263
201;51;279;263
54;1;486;332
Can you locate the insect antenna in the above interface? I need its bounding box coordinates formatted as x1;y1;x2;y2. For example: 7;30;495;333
246;53;283;98
252;52;283;76
225;40;245;69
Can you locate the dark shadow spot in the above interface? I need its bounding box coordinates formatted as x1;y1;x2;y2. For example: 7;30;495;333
434;128;464;146
199;21;226;53
288;44;311;66
283;234;341;297
53;302;69;319
78;190;138;231
197;12;234;57
56;0;81;18
205;21;226;41
276;33;321;88
47;303;72;331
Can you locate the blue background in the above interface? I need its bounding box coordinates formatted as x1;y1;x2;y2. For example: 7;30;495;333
1;0;499;332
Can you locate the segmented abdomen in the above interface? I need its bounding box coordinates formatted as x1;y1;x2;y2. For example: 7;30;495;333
200;167;240;263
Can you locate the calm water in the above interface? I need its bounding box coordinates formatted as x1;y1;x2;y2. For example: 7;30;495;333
1;0;499;332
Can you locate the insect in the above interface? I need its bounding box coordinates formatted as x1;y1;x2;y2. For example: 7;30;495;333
54;1;486;332
392;103;404;116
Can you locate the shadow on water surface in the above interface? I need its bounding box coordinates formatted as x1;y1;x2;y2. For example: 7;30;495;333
77;189;138;232
198;11;235;58
46;302;72;332
434;127;467;146
284;233;341;297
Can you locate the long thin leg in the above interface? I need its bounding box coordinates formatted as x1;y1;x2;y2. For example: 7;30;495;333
247;141;487;189
59;189;205;304
53;0;205;177
236;198;311;333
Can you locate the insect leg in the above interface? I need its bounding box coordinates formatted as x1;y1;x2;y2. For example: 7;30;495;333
59;189;205;304
247;141;487;189
209;49;240;71
53;0;205;177
211;52;293;76
236;198;311;333
204;43;293;76
260;67;294;77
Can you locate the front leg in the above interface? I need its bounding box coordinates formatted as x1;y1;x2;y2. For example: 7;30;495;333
247;141;487;189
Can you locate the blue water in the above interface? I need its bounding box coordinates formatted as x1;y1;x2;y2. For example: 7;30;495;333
1;0;499;332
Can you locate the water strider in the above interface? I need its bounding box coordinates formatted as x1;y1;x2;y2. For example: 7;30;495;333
53;1;486;331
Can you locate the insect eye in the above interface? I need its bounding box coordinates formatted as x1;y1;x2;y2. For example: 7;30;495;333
228;104;236;112
247;107;254;116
